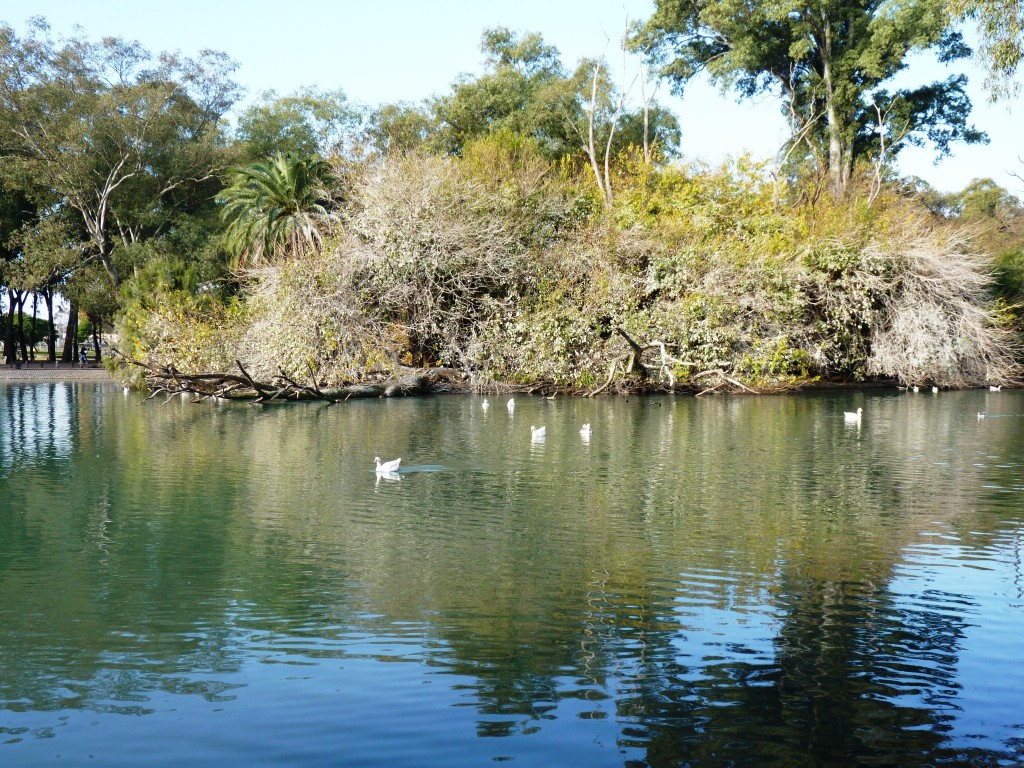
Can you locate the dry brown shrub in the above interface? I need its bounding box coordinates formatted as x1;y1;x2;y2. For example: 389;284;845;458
343;150;583;371
231;251;394;384
866;222;1019;386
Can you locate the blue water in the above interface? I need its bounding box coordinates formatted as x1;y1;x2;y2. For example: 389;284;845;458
1;383;1023;766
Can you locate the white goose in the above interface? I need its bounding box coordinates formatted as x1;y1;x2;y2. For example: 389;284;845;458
507;397;515;414
374;456;401;474
843;407;863;424
989;385;1001;392
580;423;592;438
482;398;490;411
978;411;986;420
530;425;546;440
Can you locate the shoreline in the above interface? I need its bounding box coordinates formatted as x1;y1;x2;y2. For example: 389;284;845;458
0;363;1012;393
0;363;115;382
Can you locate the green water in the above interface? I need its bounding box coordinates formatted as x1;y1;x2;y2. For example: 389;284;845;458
1;383;1023;766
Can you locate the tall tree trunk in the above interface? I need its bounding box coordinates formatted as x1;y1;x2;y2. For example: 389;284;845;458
92;317;102;362
29;292;38;362
819;15;850;199
82;207;122;288
16;292;27;362
44;288;56;362
99;244;121;287
3;292;17;364
61;300;78;363
823;80;847;196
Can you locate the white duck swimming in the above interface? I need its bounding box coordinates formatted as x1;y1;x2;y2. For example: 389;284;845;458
374;456;401;474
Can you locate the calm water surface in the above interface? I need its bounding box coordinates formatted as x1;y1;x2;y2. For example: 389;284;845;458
1;383;1023;767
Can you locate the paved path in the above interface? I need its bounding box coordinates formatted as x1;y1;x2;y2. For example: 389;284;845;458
0;363;114;381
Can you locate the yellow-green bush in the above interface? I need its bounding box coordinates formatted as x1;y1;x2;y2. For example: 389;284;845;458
118;146;1020;391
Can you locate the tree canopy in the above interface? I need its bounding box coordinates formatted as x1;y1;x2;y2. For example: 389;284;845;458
0;18;240;286
636;0;988;197
1;12;1019;388
948;0;1024;99
429;27;681;166
235;87;363;161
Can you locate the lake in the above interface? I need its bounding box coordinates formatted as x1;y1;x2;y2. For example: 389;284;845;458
2;382;1023;767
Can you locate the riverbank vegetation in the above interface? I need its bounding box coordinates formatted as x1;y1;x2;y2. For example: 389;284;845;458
2;4;1023;393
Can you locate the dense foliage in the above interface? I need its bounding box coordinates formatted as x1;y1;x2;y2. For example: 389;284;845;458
2;14;1022;390
119;141;1021;391
636;0;987;198
0;18;239;362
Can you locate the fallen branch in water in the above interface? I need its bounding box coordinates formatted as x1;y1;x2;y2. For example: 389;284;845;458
114;350;465;403
692;368;757;396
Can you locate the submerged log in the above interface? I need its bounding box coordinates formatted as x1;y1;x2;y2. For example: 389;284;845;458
115;351;464;403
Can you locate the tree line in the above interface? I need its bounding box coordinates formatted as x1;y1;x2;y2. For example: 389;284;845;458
1;3;1022;390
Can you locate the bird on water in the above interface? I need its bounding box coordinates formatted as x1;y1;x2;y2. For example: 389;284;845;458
374;456;401;473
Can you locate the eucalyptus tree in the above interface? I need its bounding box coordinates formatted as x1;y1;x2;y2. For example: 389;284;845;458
948;0;1024;98
0;18;240;288
235;86;363;161
431;27;578;158
430;28;679;164
366;101;438;155
637;0;988;198
568;53;682;205
422;25;682;212
217;153;334;268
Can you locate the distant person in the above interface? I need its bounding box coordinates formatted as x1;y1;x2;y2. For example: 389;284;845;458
80;347;88;366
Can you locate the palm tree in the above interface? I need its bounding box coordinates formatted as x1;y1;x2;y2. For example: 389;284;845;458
217;152;333;268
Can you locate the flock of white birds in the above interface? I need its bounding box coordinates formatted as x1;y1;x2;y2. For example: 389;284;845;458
844;384;1005;428
373;397;596;474
376;386;1007;473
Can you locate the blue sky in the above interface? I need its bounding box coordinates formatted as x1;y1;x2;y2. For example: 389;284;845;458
9;0;1023;194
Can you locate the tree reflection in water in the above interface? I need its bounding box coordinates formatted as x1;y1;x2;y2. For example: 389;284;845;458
1;384;1023;766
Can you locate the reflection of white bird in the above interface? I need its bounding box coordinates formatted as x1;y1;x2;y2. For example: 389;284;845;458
989;385;1001;392
507;398;515;414
482;399;489;411
843;407;863;424
580;423;592;438
530;425;546;440
374;456;401;473
978;411;986;420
